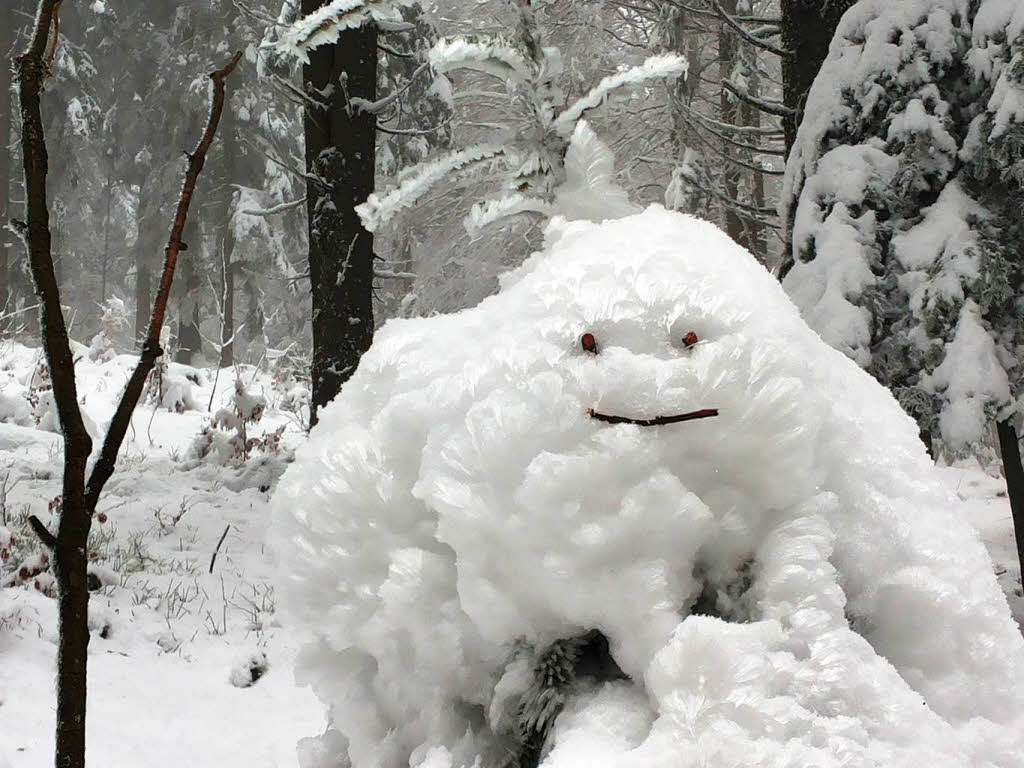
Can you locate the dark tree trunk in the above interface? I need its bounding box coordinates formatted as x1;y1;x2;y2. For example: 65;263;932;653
719;0;744;246
135;181;154;341
217;111;237;368
219;233;235;367
780;0;856;157
997;420;1024;585
302;1;378;426
174;218;202;365
100;170;113;305
1;6;16;320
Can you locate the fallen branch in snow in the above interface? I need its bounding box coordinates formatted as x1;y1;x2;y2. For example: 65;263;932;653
210;524;231;574
588;408;719;427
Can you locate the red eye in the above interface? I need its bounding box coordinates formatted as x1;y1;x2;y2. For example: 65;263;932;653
581;332;598;354
682;331;699;349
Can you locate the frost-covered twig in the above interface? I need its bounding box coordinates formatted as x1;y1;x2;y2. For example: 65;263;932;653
710;0;789;57
554;54;686;137
721;79;794;118
273;0;413;61
429;37;532;83
356;144;506;232
240;196;306;216
463;194;553;238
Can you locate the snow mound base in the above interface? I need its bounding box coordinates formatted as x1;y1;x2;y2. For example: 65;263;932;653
272;206;1024;768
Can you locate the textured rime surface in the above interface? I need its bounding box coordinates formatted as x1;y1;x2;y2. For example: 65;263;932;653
272;207;1024;768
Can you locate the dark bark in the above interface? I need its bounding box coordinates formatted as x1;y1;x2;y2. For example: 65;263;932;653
997;420;1024;585
16;11;240;761
780;0;856;157
217;101;237;368
302;0;378;426
99;170;112;305
1;3;20;322
16;4;94;765
135;179;154;340
719;0;744;246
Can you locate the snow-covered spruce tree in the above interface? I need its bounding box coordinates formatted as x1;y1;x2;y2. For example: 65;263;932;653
355;0;686;237
782;0;1024;466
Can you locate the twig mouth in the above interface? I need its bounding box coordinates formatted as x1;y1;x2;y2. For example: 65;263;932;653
588;408;719;427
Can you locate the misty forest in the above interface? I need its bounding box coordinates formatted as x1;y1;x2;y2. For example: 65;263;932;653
3;1;1024;767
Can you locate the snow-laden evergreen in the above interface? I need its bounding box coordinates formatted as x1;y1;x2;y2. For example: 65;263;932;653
272;207;1024;768
782;0;1024;458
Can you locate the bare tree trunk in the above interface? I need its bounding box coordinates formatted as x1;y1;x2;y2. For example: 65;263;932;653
718;0;744;245
217;101;237;368
302;0;378;426
16;9;239;762
135;180;154;340
100;169;112;305
1;5;17;323
219;234;235;367
739;43;766;261
997;420;1024;585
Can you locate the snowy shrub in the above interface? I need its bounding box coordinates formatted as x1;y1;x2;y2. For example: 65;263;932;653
191;379;280;466
782;0;1024;459
272;207;1024;768
145;359;200;413
87;296;130;362
0;390;32;427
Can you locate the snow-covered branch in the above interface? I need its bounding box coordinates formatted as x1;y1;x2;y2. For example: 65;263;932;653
554;54;687;137
273;0;414;61
429;37;532;83
721;79;794;118
356;144;506;232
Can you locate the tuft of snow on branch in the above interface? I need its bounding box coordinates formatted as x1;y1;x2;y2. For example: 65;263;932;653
429;37;533;84
274;0;413;62
554;54;687;137
356;144;506;232
463;194;553;238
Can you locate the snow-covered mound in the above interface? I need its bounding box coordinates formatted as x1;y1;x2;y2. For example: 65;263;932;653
271;206;1024;768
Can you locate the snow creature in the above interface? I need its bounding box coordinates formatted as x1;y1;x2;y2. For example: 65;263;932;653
272;207;1024;768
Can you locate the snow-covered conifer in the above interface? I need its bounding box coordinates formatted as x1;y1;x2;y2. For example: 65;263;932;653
782;0;1024;459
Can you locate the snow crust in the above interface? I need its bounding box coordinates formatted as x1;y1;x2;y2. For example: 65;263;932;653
272;207;1024;768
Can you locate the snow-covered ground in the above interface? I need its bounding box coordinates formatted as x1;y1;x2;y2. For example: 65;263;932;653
0;341;323;768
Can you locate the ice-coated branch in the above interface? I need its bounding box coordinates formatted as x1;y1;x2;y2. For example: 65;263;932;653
554;54;687;137
356;143;506;232
721;79;794;118
240;196;307;216
274;0;414;61
463;194;554;238
710;0;789;57
429;37;533;83
351;61;429;115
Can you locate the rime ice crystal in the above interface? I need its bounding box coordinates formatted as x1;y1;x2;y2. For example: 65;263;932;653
272;207;1024;768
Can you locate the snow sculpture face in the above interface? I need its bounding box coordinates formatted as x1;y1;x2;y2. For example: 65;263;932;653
272;207;1024;768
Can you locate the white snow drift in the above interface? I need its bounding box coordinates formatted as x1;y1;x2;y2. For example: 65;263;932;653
272;206;1024;768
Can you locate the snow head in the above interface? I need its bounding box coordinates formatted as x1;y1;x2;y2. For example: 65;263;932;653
272;206;1024;768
